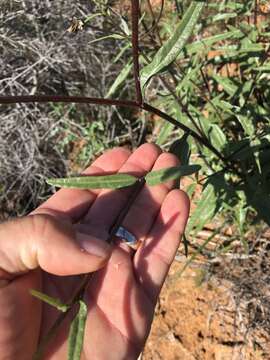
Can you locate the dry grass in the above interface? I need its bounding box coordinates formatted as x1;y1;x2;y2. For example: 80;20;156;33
0;0;142;218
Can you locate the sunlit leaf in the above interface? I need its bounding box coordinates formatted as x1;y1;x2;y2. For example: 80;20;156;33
30;289;69;312
186;29;243;54
236;114;255;136
187;182;218;236
47;173;137;189
140;1;205;89
209;124;226;151
145;165;200;186
106;61;133;98
212;74;238;96
156;121;174;146
68;300;88;360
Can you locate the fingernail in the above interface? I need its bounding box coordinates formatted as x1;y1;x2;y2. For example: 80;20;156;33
76;232;112;258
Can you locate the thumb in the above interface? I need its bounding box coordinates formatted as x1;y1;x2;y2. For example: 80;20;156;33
0;214;112;279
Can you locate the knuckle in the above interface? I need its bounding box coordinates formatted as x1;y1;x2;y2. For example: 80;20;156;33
29;214;57;242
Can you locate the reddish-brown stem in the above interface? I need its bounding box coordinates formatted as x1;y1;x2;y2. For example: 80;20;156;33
0;94;226;162
142;102;226;162
254;0;258;27
0;95;138;108
145;0;164;45
131;0;143;105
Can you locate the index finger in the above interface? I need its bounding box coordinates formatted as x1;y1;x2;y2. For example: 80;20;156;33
32;147;131;222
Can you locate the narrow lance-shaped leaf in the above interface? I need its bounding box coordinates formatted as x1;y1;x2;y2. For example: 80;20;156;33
140;1;205;89
30;289;69;312
68;300;88;360
145;165;201;186
156;121;174;146
185;29;243;54
89;33;124;45
209;124;226;151
187;182;219;236
47;173;137;190
169;132;191;165
106;61;133;98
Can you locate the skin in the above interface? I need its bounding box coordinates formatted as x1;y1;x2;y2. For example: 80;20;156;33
0;143;190;360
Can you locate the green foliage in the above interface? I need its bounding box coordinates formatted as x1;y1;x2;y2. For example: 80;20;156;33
30;289;69;312
141;0;270;238
68;301;88;360
140;1;205;89
106;61;133;98
145;164;200;186
47;165;201;189
47;173;137;189
169;133;191;165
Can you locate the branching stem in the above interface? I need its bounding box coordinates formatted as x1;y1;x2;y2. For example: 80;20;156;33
131;0;143;105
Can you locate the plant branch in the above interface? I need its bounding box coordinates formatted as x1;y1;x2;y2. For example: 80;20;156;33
142;102;226;162
1;92;228;166
0;95;138;108
131;0;143;105
160;75;208;139
144;0;164;44
1;93;227;163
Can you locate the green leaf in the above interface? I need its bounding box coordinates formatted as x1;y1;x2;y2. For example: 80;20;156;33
119;16;130;36
187;183;218;236
169;132;191;165
145;165;200;186
106;61;133;98
156;121;174;146
30;289;69;312
89;33;125;45
212;74;238;96
47;173;137;189
140;1;204;89
186;30;243;54
253;64;270;72
212;13;237;22
84;12;103;24
209;124;226;151
68;300;88;360
236;114;255;136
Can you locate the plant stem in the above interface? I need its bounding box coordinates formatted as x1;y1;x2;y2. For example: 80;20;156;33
142;102;226;162
1;94;226;163
131;0;143;105
145;0;164;45
0;95;138;108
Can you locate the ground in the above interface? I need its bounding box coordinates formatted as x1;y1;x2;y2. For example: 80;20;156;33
142;258;270;360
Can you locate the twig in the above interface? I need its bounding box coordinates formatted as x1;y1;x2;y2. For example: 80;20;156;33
0;94;226;162
142;102;226;162
0;95;138;108
144;0;164;44
131;0;143;105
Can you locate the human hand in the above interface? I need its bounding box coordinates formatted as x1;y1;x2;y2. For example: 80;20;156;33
0;143;190;360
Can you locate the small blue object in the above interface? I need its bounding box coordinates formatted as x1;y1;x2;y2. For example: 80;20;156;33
115;226;137;245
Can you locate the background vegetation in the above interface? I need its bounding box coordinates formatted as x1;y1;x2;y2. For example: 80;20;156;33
1;0;269;251
1;0;270;357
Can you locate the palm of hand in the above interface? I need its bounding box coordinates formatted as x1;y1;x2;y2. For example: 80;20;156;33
0;144;189;360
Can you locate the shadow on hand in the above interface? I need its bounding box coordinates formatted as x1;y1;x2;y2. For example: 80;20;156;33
40;173;182;359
